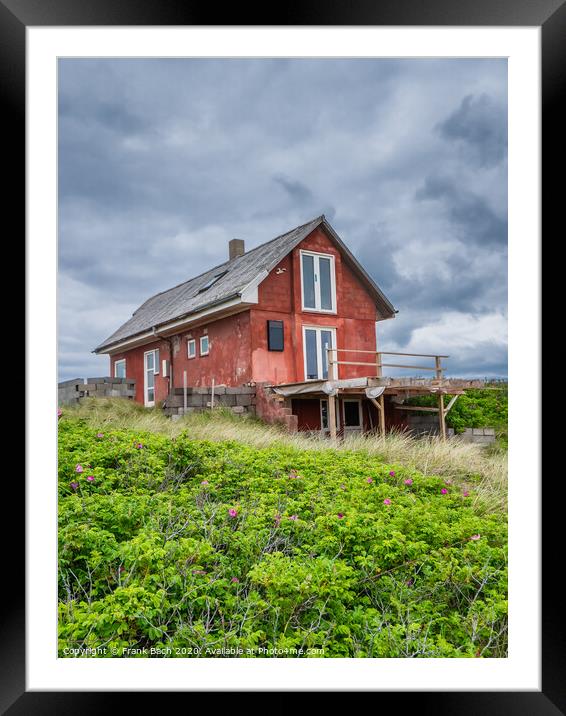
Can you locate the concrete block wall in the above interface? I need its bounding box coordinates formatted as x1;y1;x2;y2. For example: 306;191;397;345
163;385;257;418
407;414;495;443
58;377;137;405
406;414;454;437
458;427;496;444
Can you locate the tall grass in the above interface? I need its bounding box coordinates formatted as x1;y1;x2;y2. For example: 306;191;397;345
64;398;507;513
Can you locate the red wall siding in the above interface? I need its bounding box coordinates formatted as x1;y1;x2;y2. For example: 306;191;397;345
110;339;170;405
292;399;322;431
171;311;252;388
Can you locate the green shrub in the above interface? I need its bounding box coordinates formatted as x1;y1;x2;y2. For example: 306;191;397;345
407;386;508;436
58;416;507;658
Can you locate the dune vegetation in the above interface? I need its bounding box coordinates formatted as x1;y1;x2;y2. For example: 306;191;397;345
58;399;507;658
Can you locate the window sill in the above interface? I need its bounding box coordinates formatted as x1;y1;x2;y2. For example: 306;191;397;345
301;308;337;316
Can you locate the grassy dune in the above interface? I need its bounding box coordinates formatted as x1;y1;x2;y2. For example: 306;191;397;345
58;399;507;658
68;398;507;513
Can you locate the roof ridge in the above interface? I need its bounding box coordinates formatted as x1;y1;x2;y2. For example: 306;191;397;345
133;214;324;313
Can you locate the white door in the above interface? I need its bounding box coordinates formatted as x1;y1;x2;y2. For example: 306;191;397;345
342;399;362;435
303;327;336;380
144;350;155;407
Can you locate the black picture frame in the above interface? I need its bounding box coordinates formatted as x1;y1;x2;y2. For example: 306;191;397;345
10;0;556;709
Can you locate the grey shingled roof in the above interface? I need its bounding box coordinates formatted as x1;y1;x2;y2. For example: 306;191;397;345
94;215;396;353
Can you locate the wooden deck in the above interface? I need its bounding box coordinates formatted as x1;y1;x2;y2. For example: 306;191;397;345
271;349;486;440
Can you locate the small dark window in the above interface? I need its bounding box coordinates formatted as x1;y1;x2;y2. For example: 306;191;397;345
267;320;284;351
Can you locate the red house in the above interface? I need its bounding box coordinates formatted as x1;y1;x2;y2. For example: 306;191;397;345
95;215;475;435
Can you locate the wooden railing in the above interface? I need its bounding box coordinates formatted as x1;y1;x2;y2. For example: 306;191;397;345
323;348;451;440
326;349;449;380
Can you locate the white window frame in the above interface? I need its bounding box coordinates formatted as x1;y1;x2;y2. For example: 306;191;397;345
200;335;210;356
302;325;336;381
300;250;337;314
320;398;341;434
143;350;157;407
187;338;196;359
342;398;363;432
114;359;126;378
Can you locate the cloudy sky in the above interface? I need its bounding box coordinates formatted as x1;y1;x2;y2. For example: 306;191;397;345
58;58;507;380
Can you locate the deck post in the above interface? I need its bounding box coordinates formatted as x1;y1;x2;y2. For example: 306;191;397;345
328;392;337;441
435;356;443;380
330;347;338;381
376;352;382;378
438;393;446;440
379;394;386;435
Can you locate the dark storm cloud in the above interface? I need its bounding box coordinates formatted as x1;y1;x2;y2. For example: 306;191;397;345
58;58;508;380
436;93;508;169
272;175;315;205
415;174;508;247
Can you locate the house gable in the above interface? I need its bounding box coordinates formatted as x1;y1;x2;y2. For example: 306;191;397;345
249;225;390;384
94;215;395;355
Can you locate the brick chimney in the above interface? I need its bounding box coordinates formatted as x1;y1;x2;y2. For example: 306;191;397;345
229;239;245;260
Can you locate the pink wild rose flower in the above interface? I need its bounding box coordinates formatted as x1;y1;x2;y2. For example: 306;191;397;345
383;499;392;506
75;464;83;473
441;488;448;495
86;475;95;482
404;478;413;486
228;508;238;518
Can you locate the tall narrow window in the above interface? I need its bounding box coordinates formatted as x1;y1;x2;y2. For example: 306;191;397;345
144;350;155;406
187;339;196;358
319;257;333;310
114;359;126;378
300;251;336;313
305;329;318;379
302;254;316;309
303;326;336;380
200;335;209;356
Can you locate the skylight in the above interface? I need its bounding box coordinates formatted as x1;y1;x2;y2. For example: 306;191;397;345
197;271;228;294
